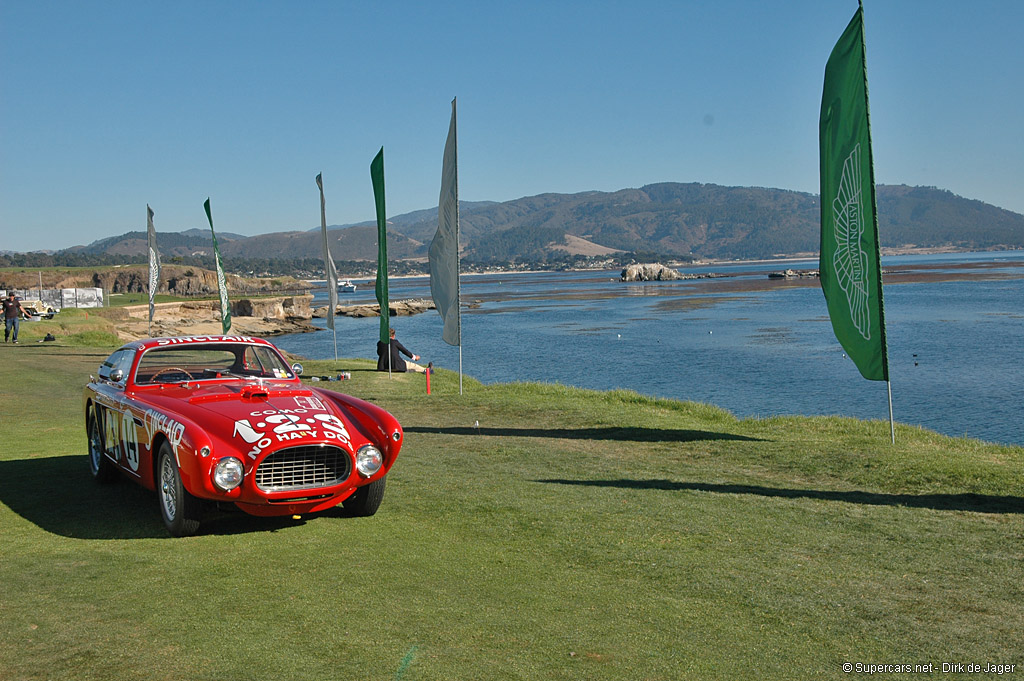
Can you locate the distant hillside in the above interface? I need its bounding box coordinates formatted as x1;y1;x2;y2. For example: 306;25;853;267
51;183;1024;263
65;228;247;258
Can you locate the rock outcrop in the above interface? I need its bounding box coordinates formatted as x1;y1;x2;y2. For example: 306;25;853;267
232;296;312;320
767;269;820;279
313;298;436;319
113;295;317;341
620;263;684;281
87;265;312;296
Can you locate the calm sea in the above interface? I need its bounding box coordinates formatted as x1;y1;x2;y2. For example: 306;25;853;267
273;251;1024;448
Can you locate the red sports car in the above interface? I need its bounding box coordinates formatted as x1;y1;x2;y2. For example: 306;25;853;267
83;335;403;536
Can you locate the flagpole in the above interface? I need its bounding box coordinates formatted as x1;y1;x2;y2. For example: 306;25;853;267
820;2;894;444
316;173;339;363
453;97;464;395
370;148;391;379
887;381;895;444
858;2;894;442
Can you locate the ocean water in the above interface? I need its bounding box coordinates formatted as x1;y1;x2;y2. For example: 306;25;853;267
273;252;1024;447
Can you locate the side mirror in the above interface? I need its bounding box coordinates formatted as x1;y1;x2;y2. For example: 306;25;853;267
109;368;124;383
291;363;304;377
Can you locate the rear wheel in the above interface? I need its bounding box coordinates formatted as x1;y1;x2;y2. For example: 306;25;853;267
157;442;202;537
342;476;387;517
87;408;118;483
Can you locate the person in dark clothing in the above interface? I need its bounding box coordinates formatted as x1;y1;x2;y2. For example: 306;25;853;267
376;328;426;373
3;292;28;343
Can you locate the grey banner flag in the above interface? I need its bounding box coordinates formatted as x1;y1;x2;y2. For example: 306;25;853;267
203;198;232;334
147;205;160;325
429;98;461;346
317;174;339;331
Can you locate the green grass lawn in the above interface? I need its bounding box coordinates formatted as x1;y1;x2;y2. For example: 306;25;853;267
1;341;1021;680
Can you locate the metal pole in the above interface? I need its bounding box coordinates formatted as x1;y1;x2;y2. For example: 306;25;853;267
887;380;895;444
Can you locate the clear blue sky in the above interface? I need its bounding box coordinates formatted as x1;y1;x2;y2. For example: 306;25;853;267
2;0;1022;253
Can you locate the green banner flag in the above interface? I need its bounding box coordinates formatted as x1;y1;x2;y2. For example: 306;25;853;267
203;198;232;334
370;148;389;345
819;6;888;382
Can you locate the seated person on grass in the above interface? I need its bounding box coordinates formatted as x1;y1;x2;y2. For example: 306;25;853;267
376;328;427;373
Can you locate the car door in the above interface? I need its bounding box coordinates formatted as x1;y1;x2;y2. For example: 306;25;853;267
93;349;142;477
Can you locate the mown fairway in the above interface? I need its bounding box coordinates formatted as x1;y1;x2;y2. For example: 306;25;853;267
1;337;1021;680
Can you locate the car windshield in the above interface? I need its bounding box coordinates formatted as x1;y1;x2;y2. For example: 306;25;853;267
134;344;294;384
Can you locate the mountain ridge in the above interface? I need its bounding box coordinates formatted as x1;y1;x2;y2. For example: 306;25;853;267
41;183;1024;263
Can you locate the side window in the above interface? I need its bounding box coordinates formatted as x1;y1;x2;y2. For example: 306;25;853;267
114;350;135;382
98;349;134;384
98;351;121;380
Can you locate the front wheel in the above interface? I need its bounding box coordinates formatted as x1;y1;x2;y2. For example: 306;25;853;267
87;408;118;483
157;442;202;537
342;476;387;517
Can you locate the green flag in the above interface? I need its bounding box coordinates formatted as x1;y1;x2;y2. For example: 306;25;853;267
203;198;232;334
819;6;888;382
370;148;389;345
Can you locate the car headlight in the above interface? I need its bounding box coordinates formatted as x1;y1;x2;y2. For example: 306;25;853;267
355;445;383;477
212;457;244;491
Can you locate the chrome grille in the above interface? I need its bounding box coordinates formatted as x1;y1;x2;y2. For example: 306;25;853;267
255;444;352;492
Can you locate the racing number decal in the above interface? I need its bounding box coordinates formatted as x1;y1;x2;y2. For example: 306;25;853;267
232;410;352;459
264;413;313;434
310;413;350;443
103;407;120;461
97;403;142;472
120;410;140;472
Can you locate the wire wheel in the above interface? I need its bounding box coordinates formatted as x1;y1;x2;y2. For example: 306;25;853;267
156;442;202;537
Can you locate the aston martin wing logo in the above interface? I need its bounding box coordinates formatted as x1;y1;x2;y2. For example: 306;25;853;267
148;247;160;290
831;143;871;340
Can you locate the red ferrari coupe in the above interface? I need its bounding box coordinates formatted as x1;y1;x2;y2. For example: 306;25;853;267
83;335;403;536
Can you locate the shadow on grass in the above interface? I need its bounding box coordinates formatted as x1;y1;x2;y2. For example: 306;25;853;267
0;455;334;539
536;478;1024;514
404;425;763;442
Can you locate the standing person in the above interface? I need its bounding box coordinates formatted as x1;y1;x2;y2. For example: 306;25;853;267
3;291;28;343
376;327;427;373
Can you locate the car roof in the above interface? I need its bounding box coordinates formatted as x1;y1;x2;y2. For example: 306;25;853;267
124;335;276;353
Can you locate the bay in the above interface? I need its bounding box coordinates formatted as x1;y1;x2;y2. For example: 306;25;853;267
273;251;1024;447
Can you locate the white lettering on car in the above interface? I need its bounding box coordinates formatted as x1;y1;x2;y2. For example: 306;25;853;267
231;411;350;459
248;408;307;416
155;336;258;346
144;408;186;454
121;410;139;471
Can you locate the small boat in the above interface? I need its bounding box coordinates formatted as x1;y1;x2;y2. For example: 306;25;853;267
338;280;357;293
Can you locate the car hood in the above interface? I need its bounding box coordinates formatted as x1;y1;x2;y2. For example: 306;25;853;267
140;380;362;453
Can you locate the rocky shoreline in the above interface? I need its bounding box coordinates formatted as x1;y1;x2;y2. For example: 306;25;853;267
111;295;319;341
312;298;436;319
110;295;441;341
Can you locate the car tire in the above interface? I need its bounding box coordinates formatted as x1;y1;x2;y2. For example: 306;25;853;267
156;442;202;537
87;408;118;483
342;476;387;517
